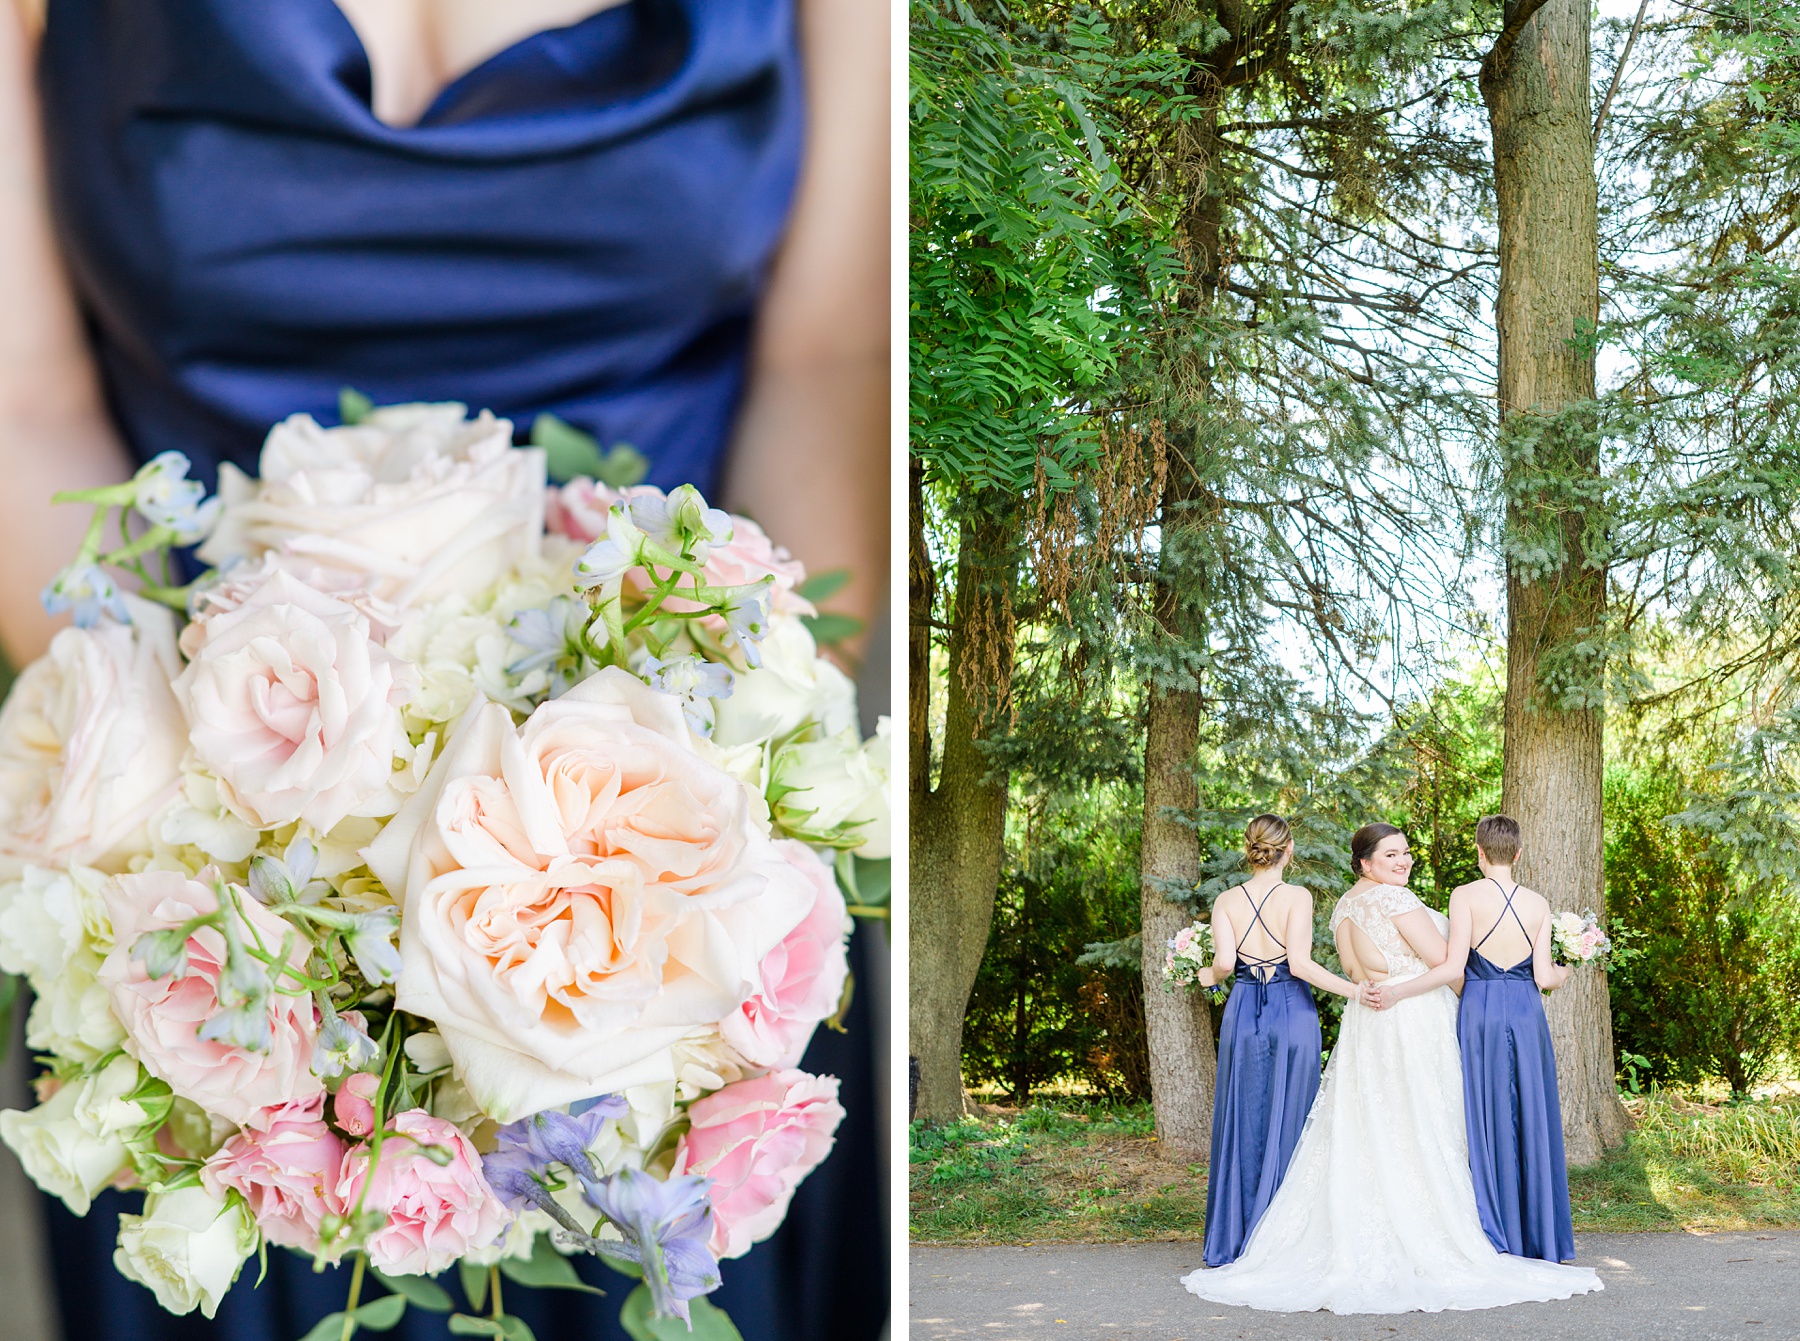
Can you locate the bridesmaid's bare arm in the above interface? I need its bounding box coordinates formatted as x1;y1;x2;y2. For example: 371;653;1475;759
1373;888;1472;1007
720;0;888;661
1284;889;1360;1000
0;0;137;667
1201;903;1238;989
1532;912;1570;992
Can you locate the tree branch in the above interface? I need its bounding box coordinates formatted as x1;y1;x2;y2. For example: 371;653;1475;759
1480;0;1557;98
1592;0;1651;140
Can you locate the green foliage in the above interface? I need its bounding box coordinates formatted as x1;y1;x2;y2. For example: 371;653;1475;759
530;413;649;489
910;3;1177;495
1606;767;1800;1097
619;1288;744;1341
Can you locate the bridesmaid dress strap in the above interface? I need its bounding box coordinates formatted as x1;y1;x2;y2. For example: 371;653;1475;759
1473;878;1533;962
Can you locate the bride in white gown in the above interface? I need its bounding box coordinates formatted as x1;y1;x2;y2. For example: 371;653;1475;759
1182;824;1603;1314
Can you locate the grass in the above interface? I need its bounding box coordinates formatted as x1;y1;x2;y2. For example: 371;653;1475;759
910;1090;1800;1243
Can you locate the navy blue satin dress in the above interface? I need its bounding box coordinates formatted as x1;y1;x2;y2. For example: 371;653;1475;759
33;4;886;1339
1202;896;1322;1267
1459;888;1575;1264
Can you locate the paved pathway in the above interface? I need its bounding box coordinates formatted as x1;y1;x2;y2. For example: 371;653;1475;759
912;1234;1800;1340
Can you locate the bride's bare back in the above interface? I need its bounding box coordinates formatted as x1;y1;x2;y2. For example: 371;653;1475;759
1333;881;1449;984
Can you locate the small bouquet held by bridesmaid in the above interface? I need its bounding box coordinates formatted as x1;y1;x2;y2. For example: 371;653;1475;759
0;403;890;1339
1548;909;1612;969
1162;922;1226;1003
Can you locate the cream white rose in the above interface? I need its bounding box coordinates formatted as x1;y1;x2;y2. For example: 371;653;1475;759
710;615;857;750
365;667;813;1123
0;866;126;1061
0;600;186;873
200;403;545;609
113;1184;257;1319
0;1054;149;1213
174;568;415;832
770;718;891;858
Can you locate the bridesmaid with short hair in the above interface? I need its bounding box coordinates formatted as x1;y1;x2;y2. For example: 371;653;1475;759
1199;815;1368;1266
1367;813;1577;1263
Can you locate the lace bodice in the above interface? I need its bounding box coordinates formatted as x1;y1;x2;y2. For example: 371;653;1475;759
1330;884;1446;977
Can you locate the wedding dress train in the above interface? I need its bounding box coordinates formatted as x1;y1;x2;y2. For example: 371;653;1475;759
1181;884;1603;1314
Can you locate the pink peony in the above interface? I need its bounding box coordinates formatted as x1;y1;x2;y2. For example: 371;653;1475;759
335;1109;510;1276
719;842;851;1069
671;1070;844;1260
97;870;322;1129
200;1095;347;1251
174;568;415;832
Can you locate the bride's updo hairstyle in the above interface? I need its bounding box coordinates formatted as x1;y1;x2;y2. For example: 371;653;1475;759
1245;814;1292;869
1350;822;1405;878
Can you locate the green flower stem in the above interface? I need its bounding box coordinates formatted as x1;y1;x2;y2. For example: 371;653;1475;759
489;1266;503;1322
340;1252;367;1341
347;1015;407;1229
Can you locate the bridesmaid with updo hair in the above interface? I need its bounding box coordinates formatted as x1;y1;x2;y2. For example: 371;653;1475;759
1198;815;1370;1265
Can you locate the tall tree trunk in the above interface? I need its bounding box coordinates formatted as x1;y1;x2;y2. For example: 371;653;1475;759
1138;90;1223;1162
909;463;1016;1123
1484;0;1628;1165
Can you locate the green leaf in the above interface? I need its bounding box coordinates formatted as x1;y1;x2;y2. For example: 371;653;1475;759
447;1318;503;1338
295;1312;349;1341
339;388;374;425
372;1271;454;1313
800;612;865;647
0;972;17;1066
619;1285;745;1341
498;1235;606;1295
531;415;650;489
837;852;890;911
500;1318;538;1341
532;413;607;483
795;568;852;604
353;1295;407;1331
458;1261;489;1312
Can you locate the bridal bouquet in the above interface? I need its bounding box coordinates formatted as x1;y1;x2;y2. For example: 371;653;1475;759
1549;909;1611;969
1162;922;1225;1003
0;403;889;1340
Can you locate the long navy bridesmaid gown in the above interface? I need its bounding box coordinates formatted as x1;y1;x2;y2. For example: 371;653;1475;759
1459;880;1576;1264
1201;888;1322;1267
30;3;887;1339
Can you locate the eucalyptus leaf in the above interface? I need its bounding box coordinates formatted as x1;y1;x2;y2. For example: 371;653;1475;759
458;1260;489;1312
447;1317;505;1338
799;612;864;647
795;568;851;604
531;413;606;483
498;1236;605;1295
619;1286;744;1341
372;1271;454;1313
295;1311;349;1341
338;388;373;425
353;1294;407;1331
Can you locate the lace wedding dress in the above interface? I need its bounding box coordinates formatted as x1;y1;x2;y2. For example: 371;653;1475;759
1181;884;1604;1313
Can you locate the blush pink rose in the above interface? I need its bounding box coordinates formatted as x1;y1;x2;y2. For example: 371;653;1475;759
719;842;850;1069
0;599;187;873
672;1070;844;1260
335;1109;510;1276
547;480;814;615
333;1072;380;1138
97;870;323;1129
200;1095;347;1251
174;568;415;832
366;668;813;1123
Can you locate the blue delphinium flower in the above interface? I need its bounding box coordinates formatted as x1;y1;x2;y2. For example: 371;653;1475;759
133;451;222;542
582;1166;721;1324
482;1097;631;1211
640;653;734;735
40;563;129;628
719;581;774;667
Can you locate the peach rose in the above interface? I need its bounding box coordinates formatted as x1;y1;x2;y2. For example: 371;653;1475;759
365;668;813;1123
719;842;851;1069
0;599;186;873
671;1070;844;1260
174;568;415;832
200;403;546;609
200;1095;347;1251
97;870;323;1128
335;1109;510;1276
